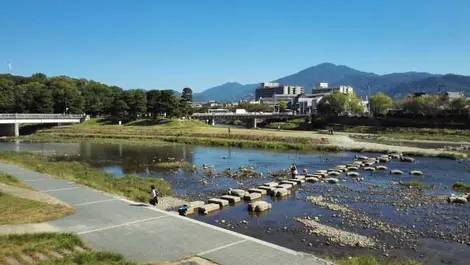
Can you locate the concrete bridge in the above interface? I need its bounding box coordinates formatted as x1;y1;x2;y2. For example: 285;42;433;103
192;112;308;128
0;113;87;137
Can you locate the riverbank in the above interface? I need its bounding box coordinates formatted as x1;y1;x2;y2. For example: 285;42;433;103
19;119;467;159
0;151;176;204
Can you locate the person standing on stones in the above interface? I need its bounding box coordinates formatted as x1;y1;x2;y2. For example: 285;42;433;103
291;164;298;178
149;185;159;206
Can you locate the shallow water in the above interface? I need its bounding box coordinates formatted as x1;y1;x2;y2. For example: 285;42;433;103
1;141;469;264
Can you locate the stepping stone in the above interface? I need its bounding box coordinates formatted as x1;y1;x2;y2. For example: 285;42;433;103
376;165;388;170
277;183;293;190
20;254;34;264
73;246;86;253
390;170;404;175
272;188;290;197
305;177;319;182
208;198;229;207
34;252;49;261
247;188;267;195
280;180;297;186
248;201;272;212
49;250;64;259
189;201;205;209
364;167;376;172
61;249;73;255
257;186;277;193
347;172;360;177
220;195;241;203
228;189;248;197
325;178;339;184
347;167;358;171
289;178;305;184
294;175;306;180
6;257;20;265
316;170;327;174
328;171;341;176
263;182;279;187
198;203;220;215
243;192;262;201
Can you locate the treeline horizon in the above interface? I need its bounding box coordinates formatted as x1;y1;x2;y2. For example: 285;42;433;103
0;73;192;119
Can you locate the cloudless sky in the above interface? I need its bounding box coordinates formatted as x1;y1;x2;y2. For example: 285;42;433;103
1;0;469;92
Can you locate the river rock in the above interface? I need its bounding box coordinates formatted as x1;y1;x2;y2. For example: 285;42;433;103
248;201;272;212
325;178;339;184
448;195;468;204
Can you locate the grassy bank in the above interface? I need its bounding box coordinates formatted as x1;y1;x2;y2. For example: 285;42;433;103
452;182;470;192
399;180;431;190
0;173;33;190
339;126;470;142
0;192;74;224
0;151;172;202
334;256;419;265
0;233;139;265
20;118;467;159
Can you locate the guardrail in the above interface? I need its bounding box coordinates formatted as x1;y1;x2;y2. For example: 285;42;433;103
0;113;85;119
192;112;296;117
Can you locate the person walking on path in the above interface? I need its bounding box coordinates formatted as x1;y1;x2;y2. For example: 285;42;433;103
228;127;231;136
149;185;159;206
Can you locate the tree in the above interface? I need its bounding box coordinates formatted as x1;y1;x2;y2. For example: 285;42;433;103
450;97;468;114
181;87;193;103
180;87;193;117
123;89;147;119
403;95;441;115
146;90;162;117
0;79;15;113
279;101;288;112
348;93;365;115
318;91;348;116
49;77;84;113
368;92;393;116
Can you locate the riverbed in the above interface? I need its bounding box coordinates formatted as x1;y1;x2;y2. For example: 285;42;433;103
1;141;469;264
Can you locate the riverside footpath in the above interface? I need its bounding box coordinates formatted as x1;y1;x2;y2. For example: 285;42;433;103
0;162;330;265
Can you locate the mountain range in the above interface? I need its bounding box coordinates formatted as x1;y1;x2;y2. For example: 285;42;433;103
193;63;470;102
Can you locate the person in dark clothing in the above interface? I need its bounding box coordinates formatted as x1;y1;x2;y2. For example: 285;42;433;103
290;164;298;178
149;185;159;206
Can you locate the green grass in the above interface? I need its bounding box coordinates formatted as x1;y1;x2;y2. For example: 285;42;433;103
0;233;142;265
0;151;172;203
149;161;194;170
399;180;431;189
37;251;139;265
334;256;420;265
452;182;470;192
0;192;75;224
0;173;33;190
0;233;83;258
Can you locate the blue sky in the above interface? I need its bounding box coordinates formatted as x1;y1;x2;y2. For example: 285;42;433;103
1;0;469;92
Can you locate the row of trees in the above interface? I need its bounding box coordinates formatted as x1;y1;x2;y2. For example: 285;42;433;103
0;73;193;119
317;91;470;117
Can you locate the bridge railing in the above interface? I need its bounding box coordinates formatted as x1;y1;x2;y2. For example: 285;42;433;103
0;113;85;120
192;112;295;117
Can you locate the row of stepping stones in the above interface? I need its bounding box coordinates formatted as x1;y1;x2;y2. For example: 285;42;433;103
183;176;307;216
4;245;87;265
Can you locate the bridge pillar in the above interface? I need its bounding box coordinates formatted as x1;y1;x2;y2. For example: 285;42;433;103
211;119;215;126
0;123;19;137
247;118;257;128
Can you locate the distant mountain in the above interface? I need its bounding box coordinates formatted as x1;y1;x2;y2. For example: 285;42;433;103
194;63;470;102
386;74;470;98
193;82;257;102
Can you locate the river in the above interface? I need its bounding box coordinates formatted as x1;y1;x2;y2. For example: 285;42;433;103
1;141;469;264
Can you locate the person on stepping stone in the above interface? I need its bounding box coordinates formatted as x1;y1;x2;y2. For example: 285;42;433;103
149;185;159;206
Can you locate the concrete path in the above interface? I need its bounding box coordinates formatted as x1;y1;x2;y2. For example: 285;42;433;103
0;162;331;265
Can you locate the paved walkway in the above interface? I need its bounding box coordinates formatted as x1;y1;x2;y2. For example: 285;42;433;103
0;162;331;265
